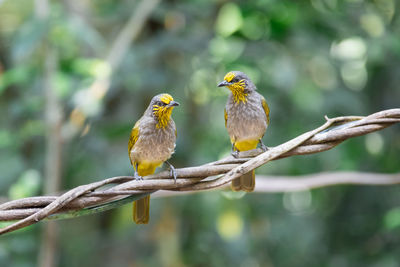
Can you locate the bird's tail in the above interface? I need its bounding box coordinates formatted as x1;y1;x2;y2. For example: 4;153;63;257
133;195;150;224
231;170;255;192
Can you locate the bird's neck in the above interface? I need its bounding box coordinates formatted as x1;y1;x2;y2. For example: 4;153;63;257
154;107;173;129
228;84;248;104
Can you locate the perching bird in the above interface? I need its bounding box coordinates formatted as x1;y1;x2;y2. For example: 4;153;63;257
128;93;179;224
218;71;270;192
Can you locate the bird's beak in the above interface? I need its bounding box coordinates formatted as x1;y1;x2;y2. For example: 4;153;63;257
169;101;180;107
217;80;230;87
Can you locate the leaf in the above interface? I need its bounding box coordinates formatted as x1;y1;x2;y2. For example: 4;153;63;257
0;66;31;94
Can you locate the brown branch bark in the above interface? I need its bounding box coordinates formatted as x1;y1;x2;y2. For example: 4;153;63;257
2;172;400;220
254;172;400;192
0;109;399;235
153;171;400;197
0;177;129;235
36;0;62;265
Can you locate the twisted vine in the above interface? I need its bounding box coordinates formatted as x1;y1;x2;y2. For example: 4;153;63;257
0;108;399;235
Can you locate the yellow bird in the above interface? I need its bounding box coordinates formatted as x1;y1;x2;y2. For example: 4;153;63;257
128;93;179;224
218;71;270;192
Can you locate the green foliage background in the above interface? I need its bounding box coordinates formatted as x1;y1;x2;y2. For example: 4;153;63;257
0;0;399;266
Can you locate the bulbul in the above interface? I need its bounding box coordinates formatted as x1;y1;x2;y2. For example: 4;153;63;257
218;71;270;192
128;93;179;224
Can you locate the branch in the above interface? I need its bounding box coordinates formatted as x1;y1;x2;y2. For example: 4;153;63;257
106;0;160;70
36;0;63;265
0;108;399;235
2;171;400;220
253;172;400;192
153;171;400;197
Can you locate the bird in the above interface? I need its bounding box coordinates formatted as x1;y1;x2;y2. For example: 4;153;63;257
128;93;179;224
218;71;270;192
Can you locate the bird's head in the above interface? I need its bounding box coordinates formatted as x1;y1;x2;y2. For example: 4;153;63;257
151;93;179;128
217;71;254;103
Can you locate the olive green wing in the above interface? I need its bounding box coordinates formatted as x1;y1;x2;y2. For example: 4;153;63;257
224;108;228;128
128;121;140;165
261;96;270;125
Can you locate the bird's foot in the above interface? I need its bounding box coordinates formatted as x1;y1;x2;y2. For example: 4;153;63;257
166;161;177;183
231;143;240;158
231;150;240;158
259;140;269;152
170;167;177;183
134;173;143;181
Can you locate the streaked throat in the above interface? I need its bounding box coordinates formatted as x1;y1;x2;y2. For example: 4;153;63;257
153;106;173;129
228;80;248;104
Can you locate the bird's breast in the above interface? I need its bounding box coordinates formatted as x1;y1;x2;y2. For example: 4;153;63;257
226;95;267;143
130;120;176;163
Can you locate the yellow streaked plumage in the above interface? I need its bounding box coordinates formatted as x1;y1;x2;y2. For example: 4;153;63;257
129;93;179;224
160;93;173;104
218;70;270;192
223;72;248;103
261;97;270;125
224;72;236;83
128;122;139;165
153;105;174;129
227;79;247;104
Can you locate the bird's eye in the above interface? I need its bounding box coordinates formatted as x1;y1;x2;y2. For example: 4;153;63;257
232;77;239;83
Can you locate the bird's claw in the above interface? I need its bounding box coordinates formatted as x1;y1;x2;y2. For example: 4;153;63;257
134;173;143;181
231;143;240;158
260;143;269;152
231;150;240;158
166;161;177;183
259;140;269;152
170;168;177;183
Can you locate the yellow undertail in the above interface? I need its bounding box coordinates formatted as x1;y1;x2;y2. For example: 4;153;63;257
132;161;163;224
133;195;150;224
231;139;258;192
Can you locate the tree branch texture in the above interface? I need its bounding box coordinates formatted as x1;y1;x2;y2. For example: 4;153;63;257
153;172;400;197
0;108;399;235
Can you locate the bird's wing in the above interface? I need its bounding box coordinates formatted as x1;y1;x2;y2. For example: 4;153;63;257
128;121;140;165
261;96;270;125
224;108;228;128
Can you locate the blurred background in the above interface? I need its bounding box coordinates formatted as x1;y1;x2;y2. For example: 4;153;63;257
0;0;400;266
